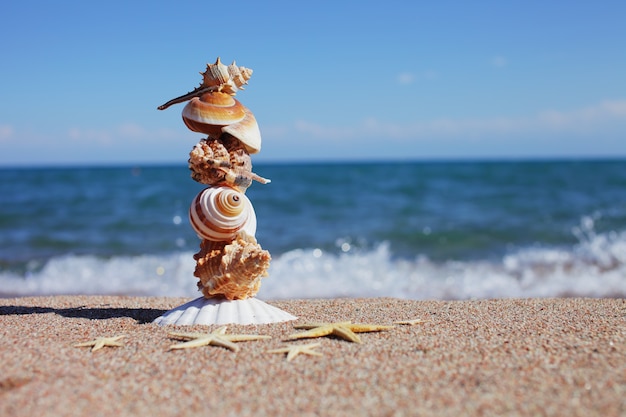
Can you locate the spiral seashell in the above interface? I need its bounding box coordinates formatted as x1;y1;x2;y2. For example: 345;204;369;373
226;60;253;92
200;57;253;96
189;186;257;241
181;92;245;138
157;57;261;153
157;57;252;109
194;233;271;300
181;92;262;153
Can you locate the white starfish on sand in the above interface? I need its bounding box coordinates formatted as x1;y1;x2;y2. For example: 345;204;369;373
167;326;270;352
267;342;323;361
74;335;125;352
288;321;394;344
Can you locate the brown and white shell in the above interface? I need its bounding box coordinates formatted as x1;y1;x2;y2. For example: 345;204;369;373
189;186;257;242
156;57;261;153
181;92;262;153
188;136;269;190
194;233;271;300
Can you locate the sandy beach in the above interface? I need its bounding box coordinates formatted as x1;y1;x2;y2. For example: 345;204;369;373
1;296;624;416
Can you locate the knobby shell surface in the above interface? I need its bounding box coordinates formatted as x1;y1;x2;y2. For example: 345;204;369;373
200;57;253;95
226;61;253;91
156;57;252;110
194;233;271;300
188;136;270;190
188;136;251;188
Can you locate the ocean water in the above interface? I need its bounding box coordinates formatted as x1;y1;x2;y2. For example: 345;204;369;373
1;160;625;300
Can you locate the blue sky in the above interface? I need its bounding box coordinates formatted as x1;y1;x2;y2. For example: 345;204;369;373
1;1;625;165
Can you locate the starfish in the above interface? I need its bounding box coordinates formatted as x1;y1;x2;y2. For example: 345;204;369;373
74;335;125;352
168;326;271;352
288;321;394;343
394;318;428;325
267;342;323;362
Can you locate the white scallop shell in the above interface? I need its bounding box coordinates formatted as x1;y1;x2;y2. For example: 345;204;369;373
189;186;257;241
153;297;297;325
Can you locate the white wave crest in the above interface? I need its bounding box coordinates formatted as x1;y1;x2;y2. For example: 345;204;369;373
1;225;625;300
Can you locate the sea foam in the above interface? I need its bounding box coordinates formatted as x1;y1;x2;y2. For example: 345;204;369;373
1;226;624;300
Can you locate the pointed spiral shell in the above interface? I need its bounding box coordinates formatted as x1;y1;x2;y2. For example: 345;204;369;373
201;57;253;96
189;186;257;241
156;57;261;153
226;61;253;91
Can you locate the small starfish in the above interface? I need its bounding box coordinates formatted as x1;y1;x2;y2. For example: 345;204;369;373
74;335;125;352
394;318;428;325
288;321;394;343
267;343;323;361
168;326;271;352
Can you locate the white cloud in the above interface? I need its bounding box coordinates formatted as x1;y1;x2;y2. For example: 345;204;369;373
601;100;626;116
0;124;14;142
67;123;181;145
267;99;626;141
68;127;113;145
259;125;289;137
491;56;508;68
538;100;626;131
396;70;438;85
422;70;439;80
396;72;415;85
293;120;357;138
117;122;146;138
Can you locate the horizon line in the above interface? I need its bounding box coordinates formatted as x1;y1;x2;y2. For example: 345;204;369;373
1;154;625;170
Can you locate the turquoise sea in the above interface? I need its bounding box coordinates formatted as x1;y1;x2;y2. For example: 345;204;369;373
1;159;625;299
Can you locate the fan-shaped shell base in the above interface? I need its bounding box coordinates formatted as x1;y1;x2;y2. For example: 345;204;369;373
153;296;297;326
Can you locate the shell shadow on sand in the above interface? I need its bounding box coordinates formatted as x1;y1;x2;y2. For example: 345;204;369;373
0;305;166;324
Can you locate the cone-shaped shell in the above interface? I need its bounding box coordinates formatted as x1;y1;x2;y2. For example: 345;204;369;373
189;186;256;241
226;61;253;92
194;233;271;300
157;58;253;110
200;57;253;96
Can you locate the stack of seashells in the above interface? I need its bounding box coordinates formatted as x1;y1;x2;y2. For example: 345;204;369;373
158;57;271;301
